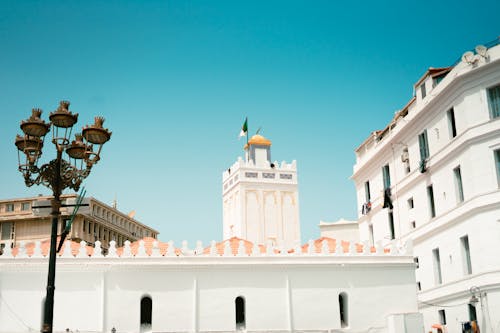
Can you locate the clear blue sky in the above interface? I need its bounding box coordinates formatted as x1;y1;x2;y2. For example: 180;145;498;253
0;1;498;245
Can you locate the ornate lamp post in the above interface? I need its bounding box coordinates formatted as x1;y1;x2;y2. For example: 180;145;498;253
15;101;111;333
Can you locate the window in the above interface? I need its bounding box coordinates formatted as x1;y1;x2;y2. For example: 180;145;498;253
487;84;500;118
388;211;395;240
402;147;410;174
410;221;416;229
1;222;14;241
407;197;414;209
447;108;457;138
468;304;477;322
364;181;371;202
433;248;443;285
418;130;430;161
235;296;246;330
382;164;391;189
495;149;500;187
369;224;374;247
414;257;419;269
454;166;464;203
83;220;86;233
427;185;436;218
461;235;472;275
420;83;427;99
21;202;31;211
140;296;152;332
433;74;446;87
417;282;421;291
438;309;447;325
339;292;348;328
5;204;14;212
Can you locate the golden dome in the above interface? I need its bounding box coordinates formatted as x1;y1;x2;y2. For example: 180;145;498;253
246;134;271;147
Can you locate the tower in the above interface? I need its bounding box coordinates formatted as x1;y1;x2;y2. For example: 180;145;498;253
222;134;300;250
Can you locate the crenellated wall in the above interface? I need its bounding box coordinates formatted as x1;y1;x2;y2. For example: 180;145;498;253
0;238;423;333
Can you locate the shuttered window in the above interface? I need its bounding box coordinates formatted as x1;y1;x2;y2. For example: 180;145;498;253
418;130;430;161
488;84;500;118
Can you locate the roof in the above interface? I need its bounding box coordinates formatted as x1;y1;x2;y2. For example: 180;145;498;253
414;66;453;88
355;65;451;152
319;218;357;226
247;134;271;147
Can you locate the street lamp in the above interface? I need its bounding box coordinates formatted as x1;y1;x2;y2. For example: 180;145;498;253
15;101;111;333
469;286;492;333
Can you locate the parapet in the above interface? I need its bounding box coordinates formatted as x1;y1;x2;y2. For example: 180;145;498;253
223;157;297;181
0;236;413;259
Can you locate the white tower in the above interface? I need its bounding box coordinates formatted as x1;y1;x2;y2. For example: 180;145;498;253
222;134;300;250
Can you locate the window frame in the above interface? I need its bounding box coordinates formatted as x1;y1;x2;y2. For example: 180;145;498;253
382;164;391;189
0;222;14;241
388;211;395;240
447;108;457;138
427;184;436;219
487;84;500;119
407;197;414;209
433;248;443;285
495;149;500;188
364;181;371;203
418;130;430;161
420;83;427;99
454;166;465;203
438;309;447;325
460;235;472;275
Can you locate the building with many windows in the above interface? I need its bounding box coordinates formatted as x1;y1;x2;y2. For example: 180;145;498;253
0;194;158;252
352;40;500;333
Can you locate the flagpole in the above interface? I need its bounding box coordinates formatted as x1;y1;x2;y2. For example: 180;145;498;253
246;118;249;162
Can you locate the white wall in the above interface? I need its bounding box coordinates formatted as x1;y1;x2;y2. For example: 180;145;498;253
0;241;421;333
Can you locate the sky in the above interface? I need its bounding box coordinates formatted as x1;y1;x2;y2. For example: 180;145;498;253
0;0;499;245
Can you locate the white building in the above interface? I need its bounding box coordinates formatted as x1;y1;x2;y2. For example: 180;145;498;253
0;237;422;333
319;219;359;242
222;134;300;250
351;40;500;333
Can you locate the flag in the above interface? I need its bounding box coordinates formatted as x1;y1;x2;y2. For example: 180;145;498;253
239;117;248;138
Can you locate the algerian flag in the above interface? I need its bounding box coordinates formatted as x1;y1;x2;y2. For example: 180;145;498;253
239;117;248;139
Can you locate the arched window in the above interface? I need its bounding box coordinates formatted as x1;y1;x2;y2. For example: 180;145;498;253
140;296;152;332
339;292;348;328
235;296;246;330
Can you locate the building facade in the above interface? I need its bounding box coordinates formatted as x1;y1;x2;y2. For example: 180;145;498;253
0;194;158;252
222;134;300;250
0;237;422;333
351;40;500;333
